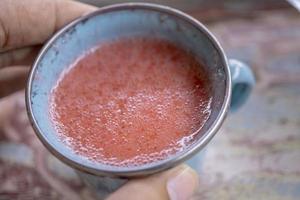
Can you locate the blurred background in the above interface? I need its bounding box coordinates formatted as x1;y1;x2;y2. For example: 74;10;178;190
0;0;299;199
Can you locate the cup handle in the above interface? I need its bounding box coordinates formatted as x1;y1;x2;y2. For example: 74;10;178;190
229;59;255;111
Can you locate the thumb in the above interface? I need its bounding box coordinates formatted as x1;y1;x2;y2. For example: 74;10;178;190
107;165;199;200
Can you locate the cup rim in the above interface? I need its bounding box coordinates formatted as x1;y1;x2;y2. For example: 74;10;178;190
26;2;231;177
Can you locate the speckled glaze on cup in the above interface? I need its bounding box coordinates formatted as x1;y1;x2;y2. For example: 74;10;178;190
26;3;255;198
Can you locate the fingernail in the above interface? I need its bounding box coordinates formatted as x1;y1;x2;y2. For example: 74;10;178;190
167;167;198;200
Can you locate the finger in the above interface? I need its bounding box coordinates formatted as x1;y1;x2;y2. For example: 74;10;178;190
107;165;199;200
0;66;29;98
0;0;97;51
0;45;40;69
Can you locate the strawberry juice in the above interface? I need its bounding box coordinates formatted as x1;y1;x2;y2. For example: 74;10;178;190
50;37;212;167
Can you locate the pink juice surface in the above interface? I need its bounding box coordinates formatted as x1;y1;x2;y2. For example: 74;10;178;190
50;37;212;166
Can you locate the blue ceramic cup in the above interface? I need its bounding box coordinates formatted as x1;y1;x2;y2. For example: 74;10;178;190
26;3;255;198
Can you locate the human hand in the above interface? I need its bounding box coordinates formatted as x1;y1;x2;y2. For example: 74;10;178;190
0;0;97;97
0;1;199;199
107;164;198;200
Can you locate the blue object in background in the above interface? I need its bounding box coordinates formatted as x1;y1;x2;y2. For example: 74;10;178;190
229;59;255;111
